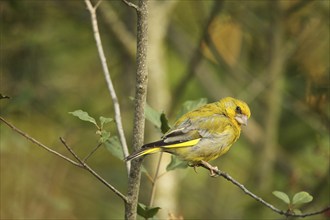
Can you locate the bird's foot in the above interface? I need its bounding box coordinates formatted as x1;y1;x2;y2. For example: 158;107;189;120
199;160;219;177
189;161;219;177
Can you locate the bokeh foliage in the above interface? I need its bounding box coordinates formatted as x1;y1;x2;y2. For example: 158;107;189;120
1;0;329;219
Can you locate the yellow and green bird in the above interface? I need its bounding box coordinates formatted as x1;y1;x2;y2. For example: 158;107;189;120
125;97;251;169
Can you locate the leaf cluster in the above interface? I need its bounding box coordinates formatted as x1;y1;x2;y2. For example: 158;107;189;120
272;191;313;215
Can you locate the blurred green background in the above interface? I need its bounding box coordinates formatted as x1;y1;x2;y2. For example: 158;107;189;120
1;0;329;219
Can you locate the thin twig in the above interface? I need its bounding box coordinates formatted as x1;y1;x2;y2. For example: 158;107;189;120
60;137;128;203
0;116;81;167
0;116;128;203
84;0;130;173
83;142;102;162
94;0;102;9
199;160;330;218
121;0;139;11
149;152;163;207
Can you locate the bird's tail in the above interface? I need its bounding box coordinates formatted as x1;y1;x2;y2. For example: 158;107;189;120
124;147;161;161
124;140;166;161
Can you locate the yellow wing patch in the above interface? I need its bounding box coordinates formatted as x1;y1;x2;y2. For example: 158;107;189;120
164;138;201;149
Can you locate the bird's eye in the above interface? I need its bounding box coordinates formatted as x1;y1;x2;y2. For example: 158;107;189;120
235;106;242;114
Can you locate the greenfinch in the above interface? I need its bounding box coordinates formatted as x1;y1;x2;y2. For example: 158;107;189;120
125;97;251;168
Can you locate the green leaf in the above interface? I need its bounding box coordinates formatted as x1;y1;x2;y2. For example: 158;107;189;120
272;191;290;204
104;136;123;160
99;116;113;128
292;191;313;205
166;155;188;171
293;209;302;215
176;98;208;119
69;110;97;126
145;103;161;128
99;130;111;143
137;203;161;219
160;112;171;134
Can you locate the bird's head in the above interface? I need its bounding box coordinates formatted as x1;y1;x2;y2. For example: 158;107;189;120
219;97;251;126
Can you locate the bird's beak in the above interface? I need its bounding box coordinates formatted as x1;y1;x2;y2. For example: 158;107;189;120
235;114;248;126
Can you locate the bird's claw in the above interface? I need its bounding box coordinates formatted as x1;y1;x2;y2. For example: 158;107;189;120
200;160;219;177
208;165;218;177
189;161;219;177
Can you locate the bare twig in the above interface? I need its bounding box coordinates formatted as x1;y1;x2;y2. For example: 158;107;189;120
297;206;330;218
0;116;81;167
94;0;102;9
149;152;163;207
84;0;130;173
83;142;102;162
199;160;330;218
60;137;128;203
0;116;127;203
121;0;139;11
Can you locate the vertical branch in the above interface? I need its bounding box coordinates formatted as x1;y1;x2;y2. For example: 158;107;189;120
125;0;149;219
84;0;130;173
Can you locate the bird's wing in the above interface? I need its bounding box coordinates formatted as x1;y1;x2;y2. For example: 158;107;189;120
163;119;199;142
161;114;231;149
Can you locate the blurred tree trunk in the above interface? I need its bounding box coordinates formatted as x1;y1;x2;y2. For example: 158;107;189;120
256;1;286;192
147;1;178;218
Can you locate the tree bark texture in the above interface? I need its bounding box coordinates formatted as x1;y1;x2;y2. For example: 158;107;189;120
125;0;149;219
